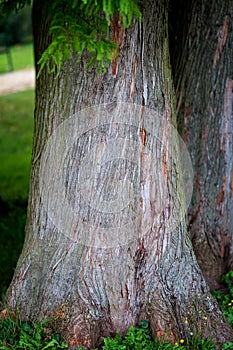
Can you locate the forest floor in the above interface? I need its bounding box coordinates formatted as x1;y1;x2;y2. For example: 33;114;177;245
0;68;35;95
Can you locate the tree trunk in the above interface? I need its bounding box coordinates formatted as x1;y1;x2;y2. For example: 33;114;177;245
6;0;233;347
170;0;233;290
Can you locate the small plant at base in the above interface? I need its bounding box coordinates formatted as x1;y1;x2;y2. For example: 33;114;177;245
101;321;156;349
96;321;219;350
213;271;233;327
222;342;233;350
0;317;231;349
0;317;68;349
185;334;218;350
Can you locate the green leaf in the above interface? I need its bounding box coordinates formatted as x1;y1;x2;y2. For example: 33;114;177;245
138;320;149;329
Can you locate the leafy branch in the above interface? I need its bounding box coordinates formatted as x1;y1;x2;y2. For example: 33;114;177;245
38;0;142;75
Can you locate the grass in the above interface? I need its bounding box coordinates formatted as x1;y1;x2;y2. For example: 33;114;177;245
0;89;34;297
0;89;34;201
0;43;34;74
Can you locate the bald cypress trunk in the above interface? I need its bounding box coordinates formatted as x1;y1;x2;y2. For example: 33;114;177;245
6;0;233;348
170;0;233;290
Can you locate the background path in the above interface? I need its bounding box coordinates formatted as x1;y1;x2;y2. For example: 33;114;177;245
0;68;35;96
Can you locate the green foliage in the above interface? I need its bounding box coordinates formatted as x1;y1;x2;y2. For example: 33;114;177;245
0;317;68;349
38;0;141;76
222;342;233;350
92;321;219;350
102;321;154;349
0;0;31;16
38;0;117;76
0;5;32;46
212;271;233;327
184;334;219;349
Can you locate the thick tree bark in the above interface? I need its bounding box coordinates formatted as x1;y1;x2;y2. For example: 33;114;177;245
170;0;233;290
6;0;233;348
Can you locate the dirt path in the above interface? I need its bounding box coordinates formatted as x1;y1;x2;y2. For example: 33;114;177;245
0;68;35;96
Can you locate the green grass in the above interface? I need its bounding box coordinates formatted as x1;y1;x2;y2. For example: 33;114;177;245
0;43;34;74
0;89;34;297
0;89;34;201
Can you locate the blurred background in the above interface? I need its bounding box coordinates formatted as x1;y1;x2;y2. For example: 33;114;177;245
0;4;32;47
0;4;34;298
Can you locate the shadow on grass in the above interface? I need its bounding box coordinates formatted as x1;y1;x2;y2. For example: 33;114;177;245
0;197;27;298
